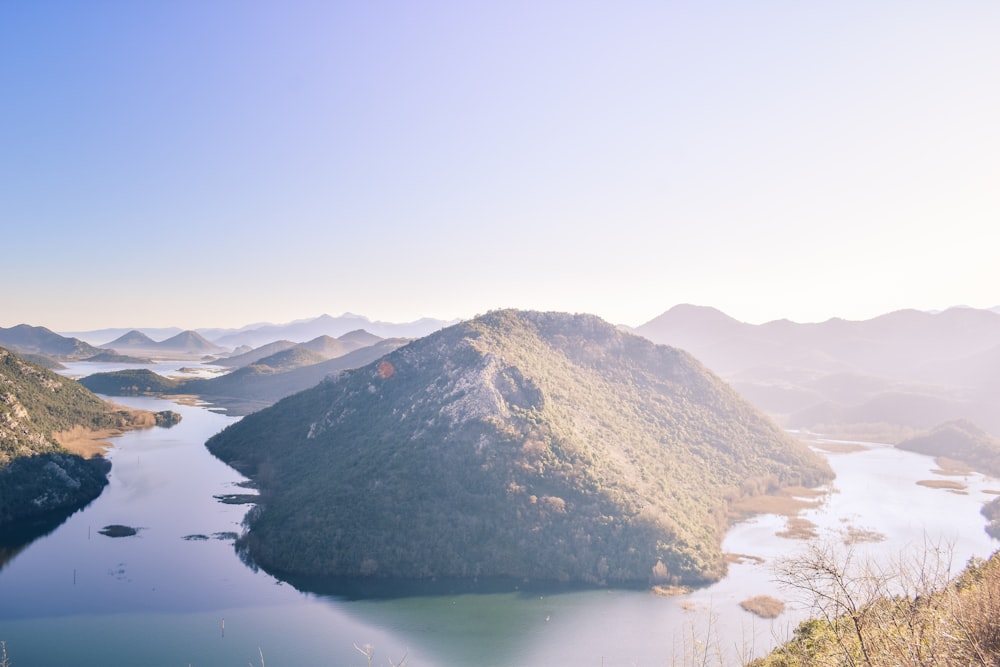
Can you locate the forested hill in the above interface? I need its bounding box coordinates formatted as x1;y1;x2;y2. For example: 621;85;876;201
0;346;176;524
207;310;832;587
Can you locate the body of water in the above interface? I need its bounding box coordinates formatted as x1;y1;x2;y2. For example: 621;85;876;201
0;387;997;666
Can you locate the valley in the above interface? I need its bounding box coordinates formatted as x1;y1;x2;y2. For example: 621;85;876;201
1;306;999;665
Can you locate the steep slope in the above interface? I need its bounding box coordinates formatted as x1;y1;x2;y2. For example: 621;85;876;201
0;347;177;524
207;310;832;587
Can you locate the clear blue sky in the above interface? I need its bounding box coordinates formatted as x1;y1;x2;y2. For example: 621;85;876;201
2;1;998;331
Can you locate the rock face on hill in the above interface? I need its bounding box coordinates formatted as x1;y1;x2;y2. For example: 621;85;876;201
207;310;832;587
0;347;175;525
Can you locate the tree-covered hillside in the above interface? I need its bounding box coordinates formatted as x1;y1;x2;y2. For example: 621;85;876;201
207;310;832;587
0;347;176;524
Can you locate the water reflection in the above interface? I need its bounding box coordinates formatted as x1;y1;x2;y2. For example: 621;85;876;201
0;509;78;571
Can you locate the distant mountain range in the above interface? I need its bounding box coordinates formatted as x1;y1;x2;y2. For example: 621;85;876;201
635;304;1000;438
206;310;831;587
62;313;454;348
101;329;228;357
80;334;410;415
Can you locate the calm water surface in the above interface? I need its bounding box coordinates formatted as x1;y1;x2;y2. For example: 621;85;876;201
0;383;997;666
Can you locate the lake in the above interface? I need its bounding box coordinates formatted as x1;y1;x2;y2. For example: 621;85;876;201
1;386;997;666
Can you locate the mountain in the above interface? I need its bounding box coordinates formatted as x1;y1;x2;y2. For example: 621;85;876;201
212;314;452;349
251;348;329;371
79;368;184;396
206;310;831;588
104;330;157;349
896;420;1000;477
0;324;103;360
636;305;1000;438
80;338;410;415
100;329;228;358
0;347;178;525
60;327;185;346
212;340;298;368
156;330;228;355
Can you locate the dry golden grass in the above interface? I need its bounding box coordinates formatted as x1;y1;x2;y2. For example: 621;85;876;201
729;493;822;518
841;525;886;544
651;584;692;597
917;479;967;491
726;552;766;565
811;441;871;453
740;595;785;618
932;456;975;475
777;517;818;540
53;426;120;458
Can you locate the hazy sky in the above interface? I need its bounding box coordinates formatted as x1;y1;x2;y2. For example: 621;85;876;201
2;2;998;331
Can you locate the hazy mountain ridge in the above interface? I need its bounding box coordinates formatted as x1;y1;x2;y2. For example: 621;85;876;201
211;313;453;349
0;324;103;361
79;338;410;415
206;310;831;587
102;329;227;357
637;305;1000;438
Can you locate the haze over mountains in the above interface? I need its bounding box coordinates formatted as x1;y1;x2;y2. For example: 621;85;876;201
636;304;1000;438
7;303;1000;439
61;313;454;349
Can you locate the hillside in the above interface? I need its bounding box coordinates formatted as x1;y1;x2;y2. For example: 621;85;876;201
896;420;1000;477
78;338;410;414
213;340;297;368
636;305;1000;438
753;548;1000;666
206;310;832;587
0;324;103;360
78;368;184;395
0;347;179;525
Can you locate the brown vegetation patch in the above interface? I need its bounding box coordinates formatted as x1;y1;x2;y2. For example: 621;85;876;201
651;584;691;597
730;493;822;518
740;595;785;618
726;552;766;565
983;489;1000;496
917;479;967;491
806;424;920;444
53;426;121;458
777;517;818;540
932;457;975;476
842;526;886;544
163;394;204;407
811;441;870;454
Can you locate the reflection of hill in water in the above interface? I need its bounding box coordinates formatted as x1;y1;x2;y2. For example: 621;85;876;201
0;507;81;572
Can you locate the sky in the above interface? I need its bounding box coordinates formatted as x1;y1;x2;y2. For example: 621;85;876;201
2;1;998;332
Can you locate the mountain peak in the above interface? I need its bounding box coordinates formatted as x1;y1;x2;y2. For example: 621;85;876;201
208;309;830;588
